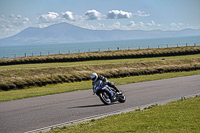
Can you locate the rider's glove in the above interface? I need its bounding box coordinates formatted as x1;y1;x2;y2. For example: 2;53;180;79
110;82;114;86
93;87;96;94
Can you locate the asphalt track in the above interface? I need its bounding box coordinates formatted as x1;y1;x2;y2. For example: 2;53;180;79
0;75;200;133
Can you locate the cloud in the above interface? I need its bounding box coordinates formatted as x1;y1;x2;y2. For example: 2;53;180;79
128;21;136;27
23;17;29;22
0;14;31;27
169;23;185;30
39;12;59;22
170;23;184;27
98;23;105;28
147;20;156;26
83;23;97;30
127;21;145;29
138;22;145;27
38;24;48;28
170;23;177;27
128;20;165;30
9;14;15;18
16;15;22;19
133;10;150;17
107;10;132;19
0;14;32;39
62;11;74;20
85;10;102;20
1;15;5;18
178;23;184;26
113;21;121;28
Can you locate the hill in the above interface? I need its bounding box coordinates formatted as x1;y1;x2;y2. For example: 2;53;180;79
0;22;200;46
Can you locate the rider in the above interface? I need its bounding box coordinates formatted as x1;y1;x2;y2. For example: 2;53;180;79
90;73;122;94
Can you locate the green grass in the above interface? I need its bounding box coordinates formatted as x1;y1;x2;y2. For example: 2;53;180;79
0;70;200;102
44;95;200;133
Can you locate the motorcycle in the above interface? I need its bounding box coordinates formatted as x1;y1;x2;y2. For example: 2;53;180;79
93;81;126;105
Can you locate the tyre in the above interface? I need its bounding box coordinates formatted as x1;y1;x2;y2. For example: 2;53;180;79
118;94;126;103
99;91;112;105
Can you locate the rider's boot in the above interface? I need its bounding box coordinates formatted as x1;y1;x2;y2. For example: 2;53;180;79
108;82;122;94
113;86;122;95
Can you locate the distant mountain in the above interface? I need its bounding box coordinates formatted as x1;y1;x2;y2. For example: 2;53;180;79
0;22;200;46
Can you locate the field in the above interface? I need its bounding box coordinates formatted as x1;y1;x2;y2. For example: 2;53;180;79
0;46;200;91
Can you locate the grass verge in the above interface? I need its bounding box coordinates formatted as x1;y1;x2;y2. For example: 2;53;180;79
44;95;200;133
0;70;200;102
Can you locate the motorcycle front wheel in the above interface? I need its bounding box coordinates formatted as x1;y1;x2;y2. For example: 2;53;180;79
118;94;126;103
99;91;111;105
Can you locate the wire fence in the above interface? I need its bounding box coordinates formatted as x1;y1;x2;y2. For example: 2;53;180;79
1;42;199;59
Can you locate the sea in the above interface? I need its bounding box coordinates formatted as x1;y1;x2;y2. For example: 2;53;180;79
0;35;200;59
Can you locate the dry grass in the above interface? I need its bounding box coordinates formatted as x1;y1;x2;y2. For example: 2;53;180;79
0;54;200;88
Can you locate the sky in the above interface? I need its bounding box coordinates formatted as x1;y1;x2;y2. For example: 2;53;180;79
0;0;200;39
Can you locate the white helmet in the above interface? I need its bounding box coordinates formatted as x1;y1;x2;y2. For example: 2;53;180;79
90;73;98;82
